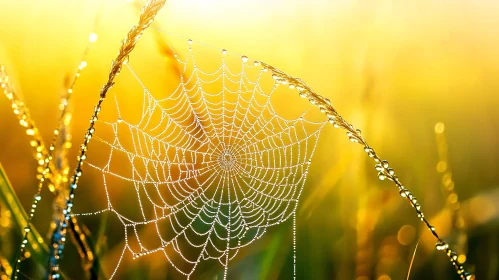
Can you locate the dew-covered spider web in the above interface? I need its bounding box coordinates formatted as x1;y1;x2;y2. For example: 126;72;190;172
73;30;327;279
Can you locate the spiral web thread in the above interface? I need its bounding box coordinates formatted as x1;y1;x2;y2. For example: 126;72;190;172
73;32;326;278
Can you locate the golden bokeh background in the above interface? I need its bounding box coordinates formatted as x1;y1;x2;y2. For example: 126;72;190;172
1;0;499;279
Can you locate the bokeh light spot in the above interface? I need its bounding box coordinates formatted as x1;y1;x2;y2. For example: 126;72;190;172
434;122;445;134
397;225;416;245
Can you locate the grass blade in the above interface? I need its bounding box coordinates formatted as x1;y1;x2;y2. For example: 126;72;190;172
0;163;48;261
406;240;419;280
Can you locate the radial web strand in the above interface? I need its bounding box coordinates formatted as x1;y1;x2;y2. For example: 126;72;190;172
73;32;326;278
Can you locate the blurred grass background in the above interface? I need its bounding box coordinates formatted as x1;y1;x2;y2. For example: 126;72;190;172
0;0;499;279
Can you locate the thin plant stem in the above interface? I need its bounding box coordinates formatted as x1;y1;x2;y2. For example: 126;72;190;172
47;1;105;276
0;64;98;278
7;1;104;278
260;61;473;280
52;0;167;279
406;240;419;280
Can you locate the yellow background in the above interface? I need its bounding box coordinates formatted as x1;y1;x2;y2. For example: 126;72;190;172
1;0;498;279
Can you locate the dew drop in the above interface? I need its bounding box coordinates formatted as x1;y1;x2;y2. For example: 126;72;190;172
187;39;193;45
241;56;249;63
123;55;129;65
435;241;449;251
399;189;408;197
222;49;227;55
34;194;41;201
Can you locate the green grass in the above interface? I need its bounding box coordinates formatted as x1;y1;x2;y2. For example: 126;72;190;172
0;163;48;263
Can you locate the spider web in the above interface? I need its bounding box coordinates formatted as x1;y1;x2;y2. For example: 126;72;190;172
74;31;326;279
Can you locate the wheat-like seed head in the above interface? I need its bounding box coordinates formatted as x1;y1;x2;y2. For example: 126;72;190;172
0;65;55;184
47;1;167;279
6;1;104;277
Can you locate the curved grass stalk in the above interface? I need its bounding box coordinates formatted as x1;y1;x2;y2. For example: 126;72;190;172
47;2;105;277
51;0;167;278
261;62;473;280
